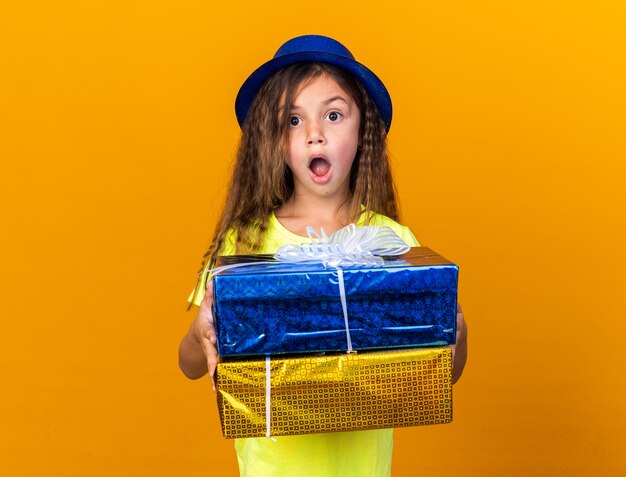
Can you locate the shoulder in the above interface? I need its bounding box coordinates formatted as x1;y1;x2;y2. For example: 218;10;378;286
222;215;299;255
188;216;297;306
219;228;238;255
360;212;420;247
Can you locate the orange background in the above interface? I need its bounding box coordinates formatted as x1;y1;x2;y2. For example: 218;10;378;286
1;1;625;475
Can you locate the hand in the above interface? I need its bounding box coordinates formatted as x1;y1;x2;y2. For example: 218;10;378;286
194;281;220;390
450;302;468;384
179;281;220;390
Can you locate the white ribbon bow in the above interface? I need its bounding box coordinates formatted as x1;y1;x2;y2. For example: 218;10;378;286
274;224;410;268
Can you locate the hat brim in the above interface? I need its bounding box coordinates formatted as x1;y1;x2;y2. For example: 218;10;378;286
235;51;392;131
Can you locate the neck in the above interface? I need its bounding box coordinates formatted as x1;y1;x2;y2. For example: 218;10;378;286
275;192;355;236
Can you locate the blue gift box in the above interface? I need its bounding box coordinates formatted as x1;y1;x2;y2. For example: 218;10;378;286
212;247;458;357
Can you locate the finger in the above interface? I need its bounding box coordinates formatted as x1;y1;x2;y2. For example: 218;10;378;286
199;297;214;319
203;282;218;345
200;337;219;392
201;280;215;305
202;281;213;309
200;337;218;363
198;303;216;341
209;359;217;393
198;310;217;345
456;306;467;337
207;351;218;393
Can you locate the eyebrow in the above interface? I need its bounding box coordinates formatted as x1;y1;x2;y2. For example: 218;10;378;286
291;96;350;110
323;96;350;106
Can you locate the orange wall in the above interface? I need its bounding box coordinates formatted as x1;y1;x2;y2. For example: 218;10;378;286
1;1;625;475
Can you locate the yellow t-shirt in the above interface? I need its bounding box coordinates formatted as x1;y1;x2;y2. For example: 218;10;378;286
191;212;419;477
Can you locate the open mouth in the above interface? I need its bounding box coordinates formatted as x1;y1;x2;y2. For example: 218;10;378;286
309;157;331;178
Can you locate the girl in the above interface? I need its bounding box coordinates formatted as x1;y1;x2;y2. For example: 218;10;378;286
179;35;468;477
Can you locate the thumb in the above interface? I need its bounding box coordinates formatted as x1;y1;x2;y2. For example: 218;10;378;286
199;279;214;309
200;336;219;392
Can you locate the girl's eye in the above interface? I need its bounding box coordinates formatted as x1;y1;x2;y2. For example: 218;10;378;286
289;116;301;126
327;111;342;122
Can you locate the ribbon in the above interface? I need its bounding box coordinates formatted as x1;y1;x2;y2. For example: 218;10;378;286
274;224;410;268
204;224;409;274
265;357;275;440
336;268;353;352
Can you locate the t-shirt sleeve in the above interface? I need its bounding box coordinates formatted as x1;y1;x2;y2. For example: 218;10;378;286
187;229;237;307
361;212;420;248
367;214;420;248
399;225;420;247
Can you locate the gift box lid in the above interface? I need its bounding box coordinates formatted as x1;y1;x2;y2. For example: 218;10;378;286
214;246;456;275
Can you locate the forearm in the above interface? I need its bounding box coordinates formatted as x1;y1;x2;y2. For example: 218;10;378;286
178;331;208;380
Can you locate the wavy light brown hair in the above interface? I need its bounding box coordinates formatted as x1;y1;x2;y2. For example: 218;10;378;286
198;62;399;273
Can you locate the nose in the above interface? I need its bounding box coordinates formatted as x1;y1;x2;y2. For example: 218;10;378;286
306;121;325;145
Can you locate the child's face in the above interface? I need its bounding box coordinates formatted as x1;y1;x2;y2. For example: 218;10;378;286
285;73;360;203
